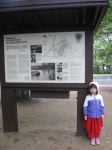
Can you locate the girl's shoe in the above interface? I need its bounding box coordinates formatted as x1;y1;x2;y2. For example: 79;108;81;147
95;138;100;145
91;138;96;145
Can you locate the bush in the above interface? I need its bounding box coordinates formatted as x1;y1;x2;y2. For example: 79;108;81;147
16;89;31;102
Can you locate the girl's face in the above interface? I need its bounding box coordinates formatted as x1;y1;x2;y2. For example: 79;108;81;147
90;87;97;95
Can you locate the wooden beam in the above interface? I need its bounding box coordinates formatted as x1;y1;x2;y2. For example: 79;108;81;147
1;87;18;132
92;6;100;27
0;0;109;12
31;90;69;98
34;13;42;28
16;16;25;28
73;10;79;25
54;11;60;27
94;6;108;31
83;7;86;25
77;89;88;136
85;29;93;83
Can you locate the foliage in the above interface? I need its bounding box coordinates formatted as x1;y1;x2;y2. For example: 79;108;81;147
93;0;112;74
16;89;31;102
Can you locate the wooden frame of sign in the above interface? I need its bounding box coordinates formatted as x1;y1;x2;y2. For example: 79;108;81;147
0;28;93;135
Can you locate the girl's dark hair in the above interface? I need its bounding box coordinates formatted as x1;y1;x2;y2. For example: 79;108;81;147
88;84;98;95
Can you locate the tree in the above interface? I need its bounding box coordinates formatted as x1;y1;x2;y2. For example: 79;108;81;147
94;0;112;74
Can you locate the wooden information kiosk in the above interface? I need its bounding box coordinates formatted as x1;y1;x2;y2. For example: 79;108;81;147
0;0;108;135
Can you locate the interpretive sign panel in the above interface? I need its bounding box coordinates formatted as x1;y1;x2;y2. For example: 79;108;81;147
4;32;85;83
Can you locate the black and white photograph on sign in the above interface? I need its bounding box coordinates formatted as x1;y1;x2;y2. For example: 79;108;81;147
56;62;63;80
31;63;55;80
57;72;63;80
57;62;62;72
31;54;36;63
30;45;42;61
30;45;42;53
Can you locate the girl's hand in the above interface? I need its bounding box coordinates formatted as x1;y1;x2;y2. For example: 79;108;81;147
84;115;87;120
102;114;104;119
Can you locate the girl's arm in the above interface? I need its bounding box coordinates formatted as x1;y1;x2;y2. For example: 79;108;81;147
100;95;105;115
83;96;89;119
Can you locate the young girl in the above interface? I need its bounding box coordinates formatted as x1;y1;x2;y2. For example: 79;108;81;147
83;82;105;145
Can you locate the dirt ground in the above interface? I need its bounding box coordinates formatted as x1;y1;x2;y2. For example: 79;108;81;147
0;87;112;150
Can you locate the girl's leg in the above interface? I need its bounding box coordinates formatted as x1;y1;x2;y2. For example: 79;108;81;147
95;128;101;145
95;117;103;145
95;137;100;145
95;133;101;145
88;132;96;145
90;138;96;145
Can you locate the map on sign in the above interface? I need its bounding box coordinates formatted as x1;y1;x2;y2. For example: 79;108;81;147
42;33;84;58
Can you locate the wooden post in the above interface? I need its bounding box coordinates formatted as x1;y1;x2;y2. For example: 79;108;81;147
1;87;18;132
77;89;88;136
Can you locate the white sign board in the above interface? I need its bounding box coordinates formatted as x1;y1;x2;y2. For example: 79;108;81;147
4;32;85;83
